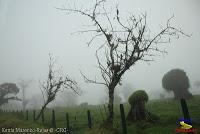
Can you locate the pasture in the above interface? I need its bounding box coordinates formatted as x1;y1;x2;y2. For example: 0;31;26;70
0;95;200;134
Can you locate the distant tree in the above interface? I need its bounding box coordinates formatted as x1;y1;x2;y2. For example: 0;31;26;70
0;83;21;106
59;0;189;124
159;93;165;99
35;54;80;121
193;80;200;88
193;81;200;94
29;94;43;109
114;93;122;104
18;80;32;111
100;89;122;104
127;90;156;122
162;69;192;124
79;102;88;107
122;83;135;102
60;91;78;107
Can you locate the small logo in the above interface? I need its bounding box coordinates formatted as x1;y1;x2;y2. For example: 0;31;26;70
175;118;198;134
180;121;192;129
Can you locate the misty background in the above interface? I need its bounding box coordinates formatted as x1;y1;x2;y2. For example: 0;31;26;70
0;0;199;108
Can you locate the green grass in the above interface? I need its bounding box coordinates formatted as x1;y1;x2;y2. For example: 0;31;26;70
0;95;200;134
0;112;43;129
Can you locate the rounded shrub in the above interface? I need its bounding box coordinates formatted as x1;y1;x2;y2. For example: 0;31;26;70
162;69;190;92
162;68;192;99
128;90;148;105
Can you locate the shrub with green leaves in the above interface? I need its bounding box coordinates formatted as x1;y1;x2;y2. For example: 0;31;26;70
127;90;157;123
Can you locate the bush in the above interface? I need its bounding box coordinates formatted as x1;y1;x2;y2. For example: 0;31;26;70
128;90;148;105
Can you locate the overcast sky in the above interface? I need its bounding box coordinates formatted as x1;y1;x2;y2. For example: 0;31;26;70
0;0;199;104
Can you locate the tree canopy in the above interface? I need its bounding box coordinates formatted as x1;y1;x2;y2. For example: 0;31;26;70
162;69;192;99
0;83;21;106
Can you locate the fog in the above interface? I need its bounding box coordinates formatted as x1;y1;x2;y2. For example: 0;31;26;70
0;0;200;105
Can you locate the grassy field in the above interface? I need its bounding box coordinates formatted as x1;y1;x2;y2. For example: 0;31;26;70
0;95;200;134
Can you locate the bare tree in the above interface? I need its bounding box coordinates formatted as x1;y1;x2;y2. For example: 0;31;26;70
18;79;32;111
58;0;189;124
35;54;80;121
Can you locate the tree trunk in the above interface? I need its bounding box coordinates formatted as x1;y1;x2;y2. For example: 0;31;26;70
107;90;114;124
22;88;25;112
106;75;120;125
35;102;48;121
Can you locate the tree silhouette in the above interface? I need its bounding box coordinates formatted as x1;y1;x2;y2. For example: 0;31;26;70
35;54;80;121
162;69;192;124
193;80;200;88
0;83;21;106
58;0;189;124
162;69;192;99
18;79;32;111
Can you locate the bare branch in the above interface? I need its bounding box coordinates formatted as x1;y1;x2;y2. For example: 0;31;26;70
80;70;107;86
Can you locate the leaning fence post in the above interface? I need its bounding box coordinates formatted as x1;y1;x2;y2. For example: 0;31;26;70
87;110;92;128
33;110;36;121
120;104;127;134
66;113;70;131
26;110;29;121
52;109;56;128
180;99;191;125
20;110;23;118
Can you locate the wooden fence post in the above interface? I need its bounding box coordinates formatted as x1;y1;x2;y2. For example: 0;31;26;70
87;110;92;128
20;110;23;118
41;110;44;123
26;110;28;121
180;99;191;124
33;110;36;121
120;104;127;134
52;109;56;128
66;113;70;131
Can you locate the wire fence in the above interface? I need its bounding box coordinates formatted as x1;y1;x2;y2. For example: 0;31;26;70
0;104;128;134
